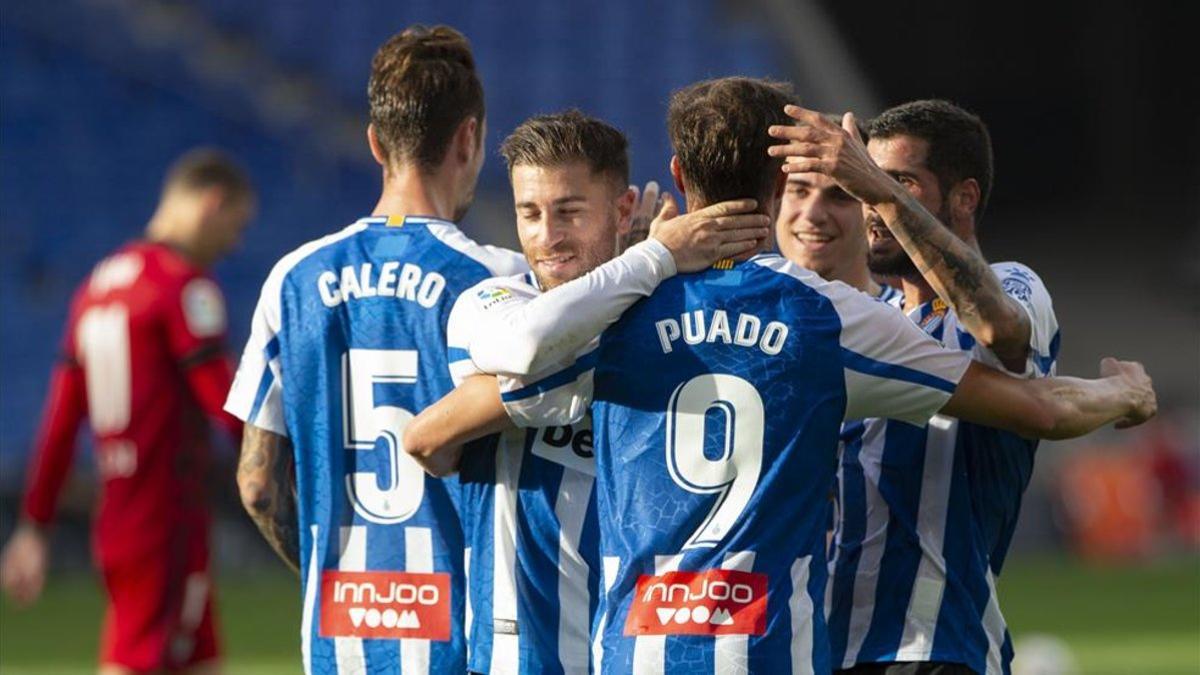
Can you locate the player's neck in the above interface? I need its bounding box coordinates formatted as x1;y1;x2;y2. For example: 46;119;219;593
373;163;461;222
145;217;207;268
835;261;877;295
901;276;936;313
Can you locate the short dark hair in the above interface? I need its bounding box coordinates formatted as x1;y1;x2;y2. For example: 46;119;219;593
868;99;994;220
163;148;253;201
368;25;485;172
667;77;797;204
499;109;629;190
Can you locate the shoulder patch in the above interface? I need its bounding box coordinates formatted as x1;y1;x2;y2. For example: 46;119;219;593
182;278;227;338
476;286;517;309
1000;274;1034;303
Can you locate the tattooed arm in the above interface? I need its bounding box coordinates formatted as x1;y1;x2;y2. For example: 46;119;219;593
237;423;300;575
870;187;1032;371
768;105;1032;372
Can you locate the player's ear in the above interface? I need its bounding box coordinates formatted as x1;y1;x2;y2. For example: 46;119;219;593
669;156;686;196
367;124;389;168
453;116;480;164
196;185;226;221
954;178;981;222
615;185;636;234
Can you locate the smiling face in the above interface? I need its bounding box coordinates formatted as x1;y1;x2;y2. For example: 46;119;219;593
775;170;866;280
511;162;630;290
865;134;953;278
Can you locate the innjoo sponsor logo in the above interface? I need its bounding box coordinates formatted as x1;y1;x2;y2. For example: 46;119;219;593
319;571;451;640
624;569;767;636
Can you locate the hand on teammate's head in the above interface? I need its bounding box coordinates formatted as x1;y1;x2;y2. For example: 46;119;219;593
649;196;771;273
621;180;661;252
767;105;898;206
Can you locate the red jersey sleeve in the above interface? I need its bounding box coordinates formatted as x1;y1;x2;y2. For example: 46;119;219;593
22;320;88;525
163;275;242;441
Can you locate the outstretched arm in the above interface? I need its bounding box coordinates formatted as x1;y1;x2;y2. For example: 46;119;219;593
237;424;300;575
768;106;1031;371
940;358;1156;439
404;376;513;478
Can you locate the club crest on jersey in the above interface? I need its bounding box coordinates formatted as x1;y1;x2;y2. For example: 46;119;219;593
319;570;451;641
918;298;949;332
1001;274;1034;304
624;569;767;636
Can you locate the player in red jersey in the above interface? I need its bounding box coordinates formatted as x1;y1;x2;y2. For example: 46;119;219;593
0;149;254;675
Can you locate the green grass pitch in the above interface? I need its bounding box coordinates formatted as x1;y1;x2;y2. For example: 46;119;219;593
1;556;1196;674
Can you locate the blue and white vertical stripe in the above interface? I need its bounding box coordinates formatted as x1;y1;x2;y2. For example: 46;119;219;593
828;261;1059;675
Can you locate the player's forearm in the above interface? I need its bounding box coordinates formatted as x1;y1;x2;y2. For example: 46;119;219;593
872;187;1030;365
404;376;513;477
23;363;87;525
1034;376;1138;440
237;425;300;575
472;240;675;377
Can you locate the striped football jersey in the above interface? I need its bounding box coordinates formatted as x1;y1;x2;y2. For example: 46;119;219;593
226;215;526;675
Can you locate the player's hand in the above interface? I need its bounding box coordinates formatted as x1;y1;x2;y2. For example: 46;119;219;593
1100;357;1157;428
0;523;50;607
621;181;661;252
649;194;771;273
767;105;898;206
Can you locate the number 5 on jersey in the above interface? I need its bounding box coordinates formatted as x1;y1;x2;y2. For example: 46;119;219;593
342;348;426;524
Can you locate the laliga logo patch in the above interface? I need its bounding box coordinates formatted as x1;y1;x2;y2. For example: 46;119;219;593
624;569;767;636
476;286;516;309
319;571;451;640
182;279;226;338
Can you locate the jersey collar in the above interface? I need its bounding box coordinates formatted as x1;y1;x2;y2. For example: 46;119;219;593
356;215;454;228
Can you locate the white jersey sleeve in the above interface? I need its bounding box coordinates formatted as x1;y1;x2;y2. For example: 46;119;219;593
497;346;597;428
824;278;972;426
452;238;676;378
974;261;1058;378
224;261;288;435
445;273;539;385
446;272;598;428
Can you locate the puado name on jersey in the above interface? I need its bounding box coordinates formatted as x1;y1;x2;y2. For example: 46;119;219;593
656;309;789;356
317;261;446;309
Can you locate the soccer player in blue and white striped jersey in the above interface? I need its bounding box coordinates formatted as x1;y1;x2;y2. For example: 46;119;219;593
225;26;528;675
401;110;772;674
423;78;1155;675
768;100;1119;675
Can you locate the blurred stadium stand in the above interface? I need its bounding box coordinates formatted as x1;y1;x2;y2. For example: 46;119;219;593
0;0;793;558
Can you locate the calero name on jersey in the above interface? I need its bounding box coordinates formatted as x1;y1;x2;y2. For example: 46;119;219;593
624;568;768;636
